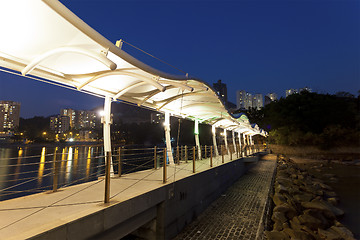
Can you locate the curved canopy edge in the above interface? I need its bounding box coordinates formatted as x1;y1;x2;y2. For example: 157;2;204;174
0;0;266;137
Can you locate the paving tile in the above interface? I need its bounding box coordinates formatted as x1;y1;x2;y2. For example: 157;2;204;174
173;157;276;240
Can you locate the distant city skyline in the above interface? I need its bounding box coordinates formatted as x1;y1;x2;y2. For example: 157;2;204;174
0;0;359;118
236;90;264;110
0;82;354;119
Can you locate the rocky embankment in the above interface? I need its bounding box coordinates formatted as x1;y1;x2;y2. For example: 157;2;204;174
265;155;355;240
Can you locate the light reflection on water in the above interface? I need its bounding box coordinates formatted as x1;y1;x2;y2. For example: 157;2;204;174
0;144;156;202
0;145;105;201
14;148;23;181
38;147;46;185
86;147;91;179
74;147;79;178
66;147;73;183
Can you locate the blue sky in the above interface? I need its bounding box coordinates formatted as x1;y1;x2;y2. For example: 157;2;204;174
1;0;359;118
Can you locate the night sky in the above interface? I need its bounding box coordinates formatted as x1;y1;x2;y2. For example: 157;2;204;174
0;0;359;118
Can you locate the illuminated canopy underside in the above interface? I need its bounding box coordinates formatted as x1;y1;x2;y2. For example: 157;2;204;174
0;0;265;136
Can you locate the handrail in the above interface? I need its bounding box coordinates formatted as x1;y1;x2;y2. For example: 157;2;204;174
0;144;264;203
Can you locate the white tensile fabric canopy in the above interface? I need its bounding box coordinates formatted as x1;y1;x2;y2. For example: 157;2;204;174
0;0;265;136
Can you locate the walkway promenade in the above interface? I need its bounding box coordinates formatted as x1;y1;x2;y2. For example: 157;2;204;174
173;154;277;240
0;152;261;240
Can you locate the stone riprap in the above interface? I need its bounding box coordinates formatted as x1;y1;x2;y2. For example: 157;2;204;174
173;154;277;240
265;155;355;240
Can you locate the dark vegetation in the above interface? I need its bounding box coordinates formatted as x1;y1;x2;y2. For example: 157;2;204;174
16;116;51;142
243;91;360;149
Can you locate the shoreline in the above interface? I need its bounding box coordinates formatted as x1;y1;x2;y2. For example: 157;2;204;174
290;156;360;166
269;144;360;162
265;154;357;240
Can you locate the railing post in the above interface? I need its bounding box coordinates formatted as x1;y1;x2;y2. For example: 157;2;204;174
53;154;59;192
199;145;201;160
163;148;167;183
181;145;184;162
154;146;157;169
195;146;198;160
118;147;121;177
210;146;213;167
236;144;239;158
198;146;201;160
235;144;237;158
104;151;111;203
193;146;196;173
177;145;180;165
221;145;224;163
185;145;188;163
204;145;207;159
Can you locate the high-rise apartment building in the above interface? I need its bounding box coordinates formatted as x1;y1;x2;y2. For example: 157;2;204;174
60;108;76;128
236;91;263;110
50;115;70;133
0;101;20;134
252;94;264;110
236;90;251;109
213;79;228;103
60;109;97;129
265;93;278;105
75;110;97;129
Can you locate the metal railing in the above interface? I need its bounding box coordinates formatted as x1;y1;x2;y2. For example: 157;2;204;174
0;147;106;201
0;143;264;203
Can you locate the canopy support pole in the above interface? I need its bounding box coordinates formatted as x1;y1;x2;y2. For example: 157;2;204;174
250;135;253;154
232;131;236;158
194;119;201;160
224;129;229;156
243;134;247;156
103;96;114;175
212;125;219;156
238;132;242;157
164;112;174;164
